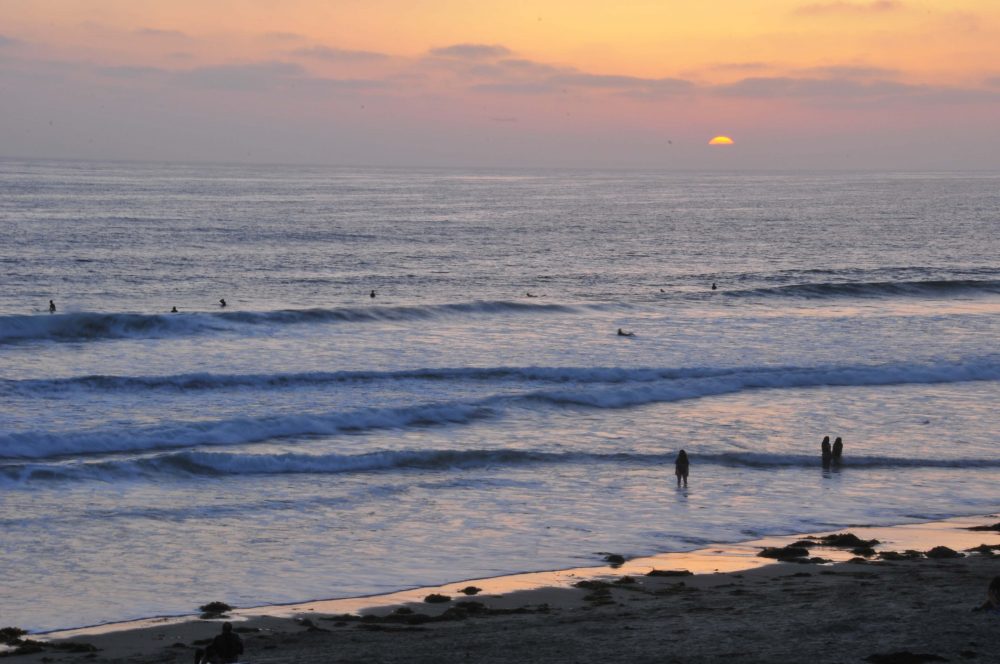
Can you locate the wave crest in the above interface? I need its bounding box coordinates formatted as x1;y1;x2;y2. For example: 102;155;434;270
4;448;999;485
0;301;577;344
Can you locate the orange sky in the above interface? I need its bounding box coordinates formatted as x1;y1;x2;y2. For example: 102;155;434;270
2;0;999;167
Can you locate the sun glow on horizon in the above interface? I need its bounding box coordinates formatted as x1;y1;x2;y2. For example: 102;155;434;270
709;136;735;146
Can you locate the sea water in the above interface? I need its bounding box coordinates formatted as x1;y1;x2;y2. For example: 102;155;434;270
1;160;999;631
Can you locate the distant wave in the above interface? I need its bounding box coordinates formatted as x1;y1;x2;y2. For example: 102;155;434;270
726;279;1000;300
0;301;579;344
7;356;1000;396
0;365;768;395
4;448;999;485
3;357;1000;460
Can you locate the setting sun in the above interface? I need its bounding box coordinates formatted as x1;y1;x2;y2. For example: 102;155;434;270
709;136;734;146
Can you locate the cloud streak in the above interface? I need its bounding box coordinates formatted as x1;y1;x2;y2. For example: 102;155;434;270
429;44;512;59
794;1;903;15
290;46;389;62
136;28;189;39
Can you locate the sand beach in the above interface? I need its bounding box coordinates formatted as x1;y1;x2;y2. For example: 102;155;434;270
8;514;998;664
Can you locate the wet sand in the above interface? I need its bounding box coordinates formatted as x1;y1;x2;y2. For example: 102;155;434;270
10;514;1000;663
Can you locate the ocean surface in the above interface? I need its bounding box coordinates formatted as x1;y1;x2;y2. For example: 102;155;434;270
2;160;999;631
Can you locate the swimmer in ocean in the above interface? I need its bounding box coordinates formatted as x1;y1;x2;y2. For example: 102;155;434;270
370;290;376;298
617;328;635;337
219;298;227;308
48;300;56;313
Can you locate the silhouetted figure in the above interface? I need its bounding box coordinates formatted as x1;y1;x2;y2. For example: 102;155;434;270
617;328;635;337
370;290;376;299
219;299;227;308
711;282;717;291
675;449;690;487
171;306;178;313
973;576;1000;613
660;288;665;293
525;292;538;298
832;437;843;463
194;622;243;664
821;435;832;468
49;300;56;314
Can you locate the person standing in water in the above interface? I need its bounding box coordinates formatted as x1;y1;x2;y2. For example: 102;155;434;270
832;437;843;463
48;300;56;313
675;449;690;487
821;436;832;467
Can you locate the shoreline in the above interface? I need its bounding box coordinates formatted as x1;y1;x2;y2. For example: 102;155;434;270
13;511;999;662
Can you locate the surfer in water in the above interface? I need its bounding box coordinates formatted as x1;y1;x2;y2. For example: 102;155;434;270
711;282;717;291
48;300;56;314
821;436;832;468
617;328;635;337
832;437;843;463
219;298;227;308
370;290;376;298
171;306;178;313
675;449;690;487
525;292;538;298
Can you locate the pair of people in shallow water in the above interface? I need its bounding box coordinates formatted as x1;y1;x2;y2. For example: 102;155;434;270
821;436;844;466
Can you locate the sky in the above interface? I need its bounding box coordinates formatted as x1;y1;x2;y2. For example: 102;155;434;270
2;0;1000;169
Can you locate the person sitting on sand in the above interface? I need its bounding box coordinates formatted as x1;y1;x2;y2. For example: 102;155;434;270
49;299;56;314
974;576;1000;613
195;622;243;664
617;328;635;337
821;436;832;467
832;437;843;463
675;449;690;487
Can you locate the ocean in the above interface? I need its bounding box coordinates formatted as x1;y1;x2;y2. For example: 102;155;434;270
2;159;999;632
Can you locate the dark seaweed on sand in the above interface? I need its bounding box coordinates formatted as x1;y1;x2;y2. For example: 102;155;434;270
198;601;234;618
806;533;880;548
758;546;811;560
965;522;1000;532
423;593;451;604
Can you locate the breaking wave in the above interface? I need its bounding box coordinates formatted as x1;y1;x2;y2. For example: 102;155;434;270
0;300;579;345
6;356;1000;397
2;356;999;461
4;448;999;486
